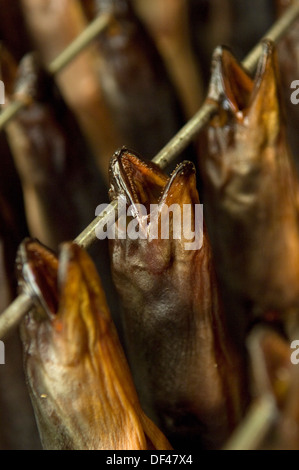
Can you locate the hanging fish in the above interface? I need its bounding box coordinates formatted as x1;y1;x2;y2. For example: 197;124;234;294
2;46;122;352
3;51;106;251
20;0;122;181
108;147;246;450
0;149;41;450
85;0;189;162
0;198;41;451
0;49;42;448
16;239;172;450
198;40;299;346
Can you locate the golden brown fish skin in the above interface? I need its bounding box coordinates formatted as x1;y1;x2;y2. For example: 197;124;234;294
2;50;120;327
3;52;106;251
198;40;299;345
109;148;246;450
88;0;187;161
18;239;172;450
0;231;42;450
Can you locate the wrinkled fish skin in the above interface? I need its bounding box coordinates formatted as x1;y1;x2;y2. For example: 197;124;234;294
17;239;172;450
198;40;299;346
90;0;188;161
109;148;246;450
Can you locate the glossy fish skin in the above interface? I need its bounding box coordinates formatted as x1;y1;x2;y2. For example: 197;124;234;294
4;52;106;251
89;0;187;161
198;40;299;345
17;239;172;450
109;148;246;450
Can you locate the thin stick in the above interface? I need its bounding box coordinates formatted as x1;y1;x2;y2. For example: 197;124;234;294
152;102;216;169
1;2;299;340
0;293;33;339
0;12;112;129
223;395;278;450
243;1;299;73
0;100;26;129
74;199;118;248
47;13;111;75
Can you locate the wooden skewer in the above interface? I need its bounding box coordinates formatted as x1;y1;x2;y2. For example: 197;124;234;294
223;395;278;450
